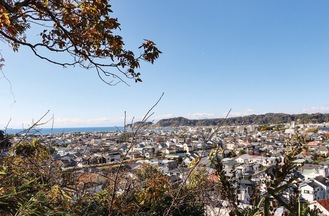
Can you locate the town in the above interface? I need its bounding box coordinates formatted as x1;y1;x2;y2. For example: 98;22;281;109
3;121;329;215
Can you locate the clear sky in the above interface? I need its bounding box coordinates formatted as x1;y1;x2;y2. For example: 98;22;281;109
1;0;329;128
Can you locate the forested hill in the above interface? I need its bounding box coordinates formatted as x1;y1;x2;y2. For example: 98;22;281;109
152;113;329;127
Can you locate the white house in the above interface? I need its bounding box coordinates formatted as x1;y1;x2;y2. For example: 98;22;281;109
105;151;121;163
301;181;326;202
235;154;252;164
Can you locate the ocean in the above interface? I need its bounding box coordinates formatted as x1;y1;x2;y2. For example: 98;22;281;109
4;127;124;135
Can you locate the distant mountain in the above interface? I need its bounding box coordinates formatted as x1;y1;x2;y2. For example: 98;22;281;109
152;113;329;127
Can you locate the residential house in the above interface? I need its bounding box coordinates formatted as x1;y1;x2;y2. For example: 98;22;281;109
105;151;121;163
307;141;321;152
183;143;194;153
77;172;107;194
314;176;329;198
148;158;178;174
300;181;326;202
236;164;255;177
237;179;256;204
164;147;176;155
76;156;90;167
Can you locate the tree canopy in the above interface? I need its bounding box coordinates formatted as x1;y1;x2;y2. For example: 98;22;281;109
0;0;161;85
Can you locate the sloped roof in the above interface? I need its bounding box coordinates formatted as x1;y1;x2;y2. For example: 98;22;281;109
317;198;329;212
238;154;253;160
307;141;320;146
299;164;322;170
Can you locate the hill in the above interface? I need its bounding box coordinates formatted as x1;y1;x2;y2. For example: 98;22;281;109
152;113;329;127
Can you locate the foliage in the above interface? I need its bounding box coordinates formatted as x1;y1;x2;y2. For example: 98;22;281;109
0;137;205;216
306;127;319;133
0;138;65;215
108;163;204;215
0;0;161;85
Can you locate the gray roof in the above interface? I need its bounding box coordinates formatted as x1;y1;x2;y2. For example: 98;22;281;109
307;181;322;189
315;176;329;186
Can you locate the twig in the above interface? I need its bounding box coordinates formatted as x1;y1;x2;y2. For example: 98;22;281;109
4;118;11;134
108;93;164;215
15;110;51;145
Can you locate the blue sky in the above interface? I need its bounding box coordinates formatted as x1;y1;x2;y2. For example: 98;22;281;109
1;0;329;128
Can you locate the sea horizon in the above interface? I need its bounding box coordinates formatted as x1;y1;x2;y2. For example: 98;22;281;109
4;126;124;135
